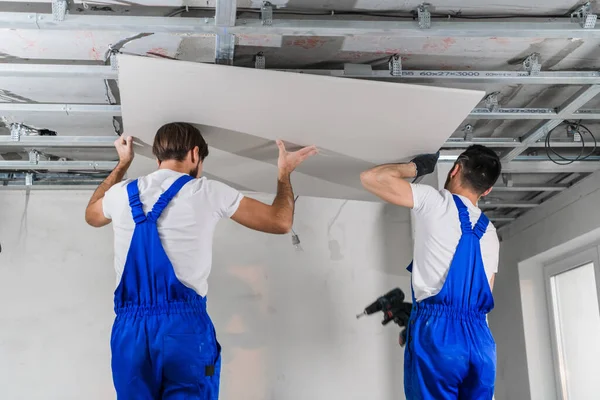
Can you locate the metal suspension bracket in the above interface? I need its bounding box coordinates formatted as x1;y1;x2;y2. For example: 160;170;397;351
571;2;597;28
523;53;542;76
52;0;68;21
29;150;40;165
463;124;474;141
254;52;266;69
25;173;34;186
261;2;273;26
484;92;500;112
109;48;119;71
215;0;237;65
10;123;23;141
214;33;235;65
388;54;402;76
417;3;432;29
567;124;582;142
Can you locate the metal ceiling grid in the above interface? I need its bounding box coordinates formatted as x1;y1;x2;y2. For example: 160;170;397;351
1;1;600;228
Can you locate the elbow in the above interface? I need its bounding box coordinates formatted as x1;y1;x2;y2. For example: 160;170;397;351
268;215;292;234
85;217;99;228
85;210;102;228
273;220;292;235
84;211;94;227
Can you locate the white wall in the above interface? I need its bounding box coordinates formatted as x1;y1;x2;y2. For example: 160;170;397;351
0;190;413;400
491;171;600;400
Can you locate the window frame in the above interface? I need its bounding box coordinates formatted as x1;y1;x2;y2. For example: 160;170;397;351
544;245;600;400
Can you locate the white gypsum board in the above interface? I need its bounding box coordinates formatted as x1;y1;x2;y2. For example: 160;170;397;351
128;128;377;201
118;54;484;200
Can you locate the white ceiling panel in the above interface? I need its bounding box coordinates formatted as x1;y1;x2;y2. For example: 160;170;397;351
0;30;181;61
118;54;483;200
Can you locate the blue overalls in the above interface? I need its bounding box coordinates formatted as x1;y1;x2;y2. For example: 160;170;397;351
404;195;496;399
110;175;221;400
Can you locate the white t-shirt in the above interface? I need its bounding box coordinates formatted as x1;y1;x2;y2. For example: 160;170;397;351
410;183;499;302
102;169;244;297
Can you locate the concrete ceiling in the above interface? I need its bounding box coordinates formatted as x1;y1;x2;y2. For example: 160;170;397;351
1;0;600;228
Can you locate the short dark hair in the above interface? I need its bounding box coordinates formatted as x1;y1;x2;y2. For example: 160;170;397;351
152;122;209;162
455;145;501;195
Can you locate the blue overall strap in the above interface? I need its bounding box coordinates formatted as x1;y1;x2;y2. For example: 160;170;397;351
449;195;492;314
127;180;146;224
147;175;194;223
453;194;473;235
473;212;490;239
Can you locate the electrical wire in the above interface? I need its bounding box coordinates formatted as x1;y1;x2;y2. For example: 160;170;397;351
166;5;569;20
544;120;597;165
291;195;299;236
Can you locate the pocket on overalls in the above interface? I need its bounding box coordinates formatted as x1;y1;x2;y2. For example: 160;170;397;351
163;333;219;386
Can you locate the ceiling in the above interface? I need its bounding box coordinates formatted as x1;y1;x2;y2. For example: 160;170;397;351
1;0;600;230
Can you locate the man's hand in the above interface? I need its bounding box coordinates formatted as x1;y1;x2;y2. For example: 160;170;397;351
115;135;135;167
85;135;135;228
277;140;318;176
410;152;440;178
231;140;317;234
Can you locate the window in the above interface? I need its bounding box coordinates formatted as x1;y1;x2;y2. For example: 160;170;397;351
545;247;600;400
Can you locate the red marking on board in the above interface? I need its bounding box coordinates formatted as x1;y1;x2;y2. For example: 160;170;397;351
337;51;363;60
90;47;101;60
15;32;37;49
238;34;274;46
423;38;456;52
287;38;327;50
148;47;168;56
442;37;456;50
422;40;439;51
490;37;511;45
87;32;100;60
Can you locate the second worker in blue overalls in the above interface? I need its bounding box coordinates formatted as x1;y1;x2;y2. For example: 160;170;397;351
84;123;317;399
361;146;502;399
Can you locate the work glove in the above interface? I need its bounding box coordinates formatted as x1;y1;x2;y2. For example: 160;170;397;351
410;151;440;178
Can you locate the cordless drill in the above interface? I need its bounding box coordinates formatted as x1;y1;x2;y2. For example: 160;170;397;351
356;288;413;346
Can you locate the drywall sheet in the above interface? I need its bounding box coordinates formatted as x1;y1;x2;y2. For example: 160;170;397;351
118;54;484;200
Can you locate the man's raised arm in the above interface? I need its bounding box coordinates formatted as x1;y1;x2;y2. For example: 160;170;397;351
231;140;317;234
85;136;134;228
360;152;440;208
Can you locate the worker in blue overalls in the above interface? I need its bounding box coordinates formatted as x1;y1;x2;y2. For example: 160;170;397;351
84;123;317;399
361;145;502;399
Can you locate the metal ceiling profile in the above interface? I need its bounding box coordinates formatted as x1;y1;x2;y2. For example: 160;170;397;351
1;11;600;38
0;103;120;115
0;160;116;171
0;154;596;174
0;135;597;153
5;102;600;120
4;64;600;85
